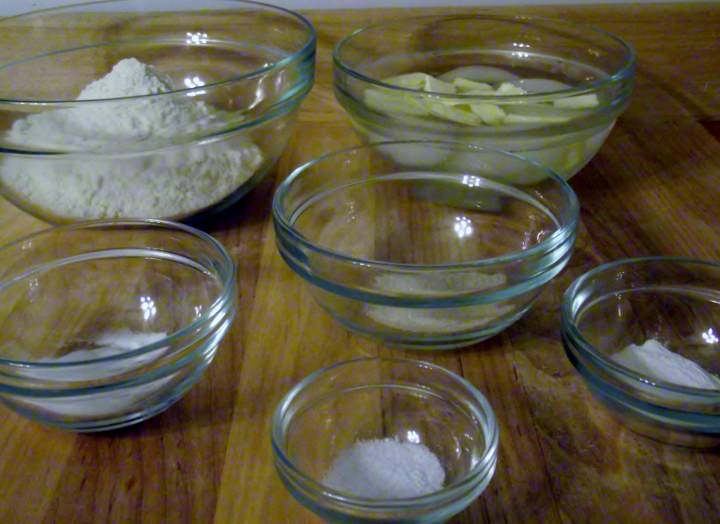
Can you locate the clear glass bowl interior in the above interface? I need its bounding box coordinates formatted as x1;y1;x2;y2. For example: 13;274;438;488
274;141;578;296
0;220;233;368
564;258;720;399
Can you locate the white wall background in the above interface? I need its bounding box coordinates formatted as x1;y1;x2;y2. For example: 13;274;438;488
3;0;708;15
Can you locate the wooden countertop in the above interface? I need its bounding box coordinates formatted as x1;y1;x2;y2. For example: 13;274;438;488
1;3;720;523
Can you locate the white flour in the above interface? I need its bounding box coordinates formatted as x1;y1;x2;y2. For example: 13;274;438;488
323;438;445;499
0;58;263;219
366;272;512;333
21;330;175;418
34;329;169;378
611;339;720;390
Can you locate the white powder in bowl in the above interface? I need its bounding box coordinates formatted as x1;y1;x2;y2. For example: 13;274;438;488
18;330;175;418
323;438;445;499
32;329;169;380
0;58;263;220
611;339;720;390
366;272;512;333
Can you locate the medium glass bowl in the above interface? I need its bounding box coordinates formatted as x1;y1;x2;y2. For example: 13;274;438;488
0;0;315;223
272;141;579;349
562;257;720;447
272;357;499;523
334;14;634;179
0;219;236;432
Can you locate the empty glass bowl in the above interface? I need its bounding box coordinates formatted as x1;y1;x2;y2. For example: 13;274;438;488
562;257;720;447
272;141;579;349
272;357;499;523
0;0;315;223
0;219;236;431
334;14;634;179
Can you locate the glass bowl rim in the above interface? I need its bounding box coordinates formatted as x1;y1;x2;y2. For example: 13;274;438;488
270;356;499;509
0;0;317;105
272;140;579;271
0;218;236;368
562;255;720;399
333;13;635;102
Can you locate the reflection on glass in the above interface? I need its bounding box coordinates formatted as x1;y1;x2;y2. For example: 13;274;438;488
702;328;719;344
184;75;207;97
185;32;209;45
454;216;473;239
462;175;482;188
406;429;420;444
140;296;157;321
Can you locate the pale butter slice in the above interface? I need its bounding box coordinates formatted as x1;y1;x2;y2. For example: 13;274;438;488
494;82;527;96
384;73;432;90
385;73;456;94
553;93;599;109
367;72;595;127
453;78;494;93
424;75;456;94
364;88;430;116
426;101;483;125
470;103;506;125
503;104;574;124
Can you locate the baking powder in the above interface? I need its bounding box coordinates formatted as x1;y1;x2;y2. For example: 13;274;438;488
323;438;445;499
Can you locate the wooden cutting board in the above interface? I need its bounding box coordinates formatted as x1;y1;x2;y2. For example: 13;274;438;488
0;3;719;523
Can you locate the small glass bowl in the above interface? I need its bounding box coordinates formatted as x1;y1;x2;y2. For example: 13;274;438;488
562;257;720;447
271;357;499;523
334;14;634;179
0;0;315;223
272;141;579;349
0;219;236;432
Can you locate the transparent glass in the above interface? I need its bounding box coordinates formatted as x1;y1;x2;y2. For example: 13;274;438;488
334;15;634;179
272;358;499;523
273;141;578;349
0;0;315;222
562;257;720;447
0;219;236;432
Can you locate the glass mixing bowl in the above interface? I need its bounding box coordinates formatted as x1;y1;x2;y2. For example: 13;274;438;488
0;219;236;432
0;0;315;223
562;257;720;447
334;14;634;179
272;141;579;349
272;357;499;523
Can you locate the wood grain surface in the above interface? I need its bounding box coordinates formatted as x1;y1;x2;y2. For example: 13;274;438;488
1;3;720;523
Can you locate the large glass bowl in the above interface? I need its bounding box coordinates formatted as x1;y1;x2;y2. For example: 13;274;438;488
334;15;634;179
562;257;720;447
0;0;315;223
272;141;579;349
272;357;499;523
0;219;236;432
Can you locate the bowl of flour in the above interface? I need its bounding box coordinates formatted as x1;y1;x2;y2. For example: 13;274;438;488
0;1;315;222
